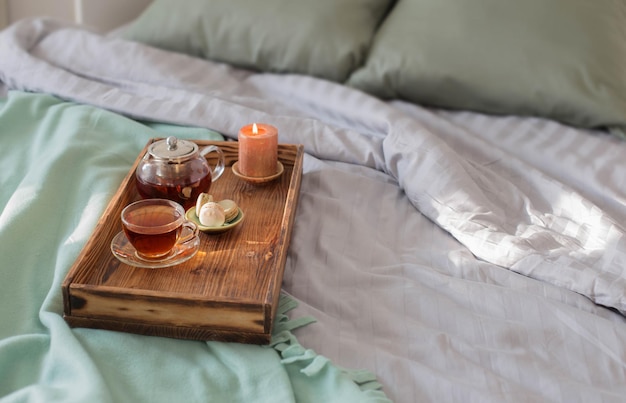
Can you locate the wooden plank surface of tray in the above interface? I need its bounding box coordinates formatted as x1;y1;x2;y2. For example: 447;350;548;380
62;140;304;344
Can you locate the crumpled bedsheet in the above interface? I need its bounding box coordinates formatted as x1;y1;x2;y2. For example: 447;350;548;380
2;18;626;403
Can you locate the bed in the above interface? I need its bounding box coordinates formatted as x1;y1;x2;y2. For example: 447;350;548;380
1;0;626;402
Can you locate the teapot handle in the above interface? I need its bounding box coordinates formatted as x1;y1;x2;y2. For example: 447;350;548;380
200;145;225;181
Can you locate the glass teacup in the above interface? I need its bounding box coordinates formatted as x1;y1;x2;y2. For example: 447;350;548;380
121;199;198;260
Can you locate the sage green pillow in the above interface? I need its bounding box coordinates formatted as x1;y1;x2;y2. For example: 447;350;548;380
123;0;392;82
348;0;626;131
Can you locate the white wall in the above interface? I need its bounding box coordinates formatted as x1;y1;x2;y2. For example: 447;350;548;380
8;0;76;24
1;0;152;31
78;0;153;31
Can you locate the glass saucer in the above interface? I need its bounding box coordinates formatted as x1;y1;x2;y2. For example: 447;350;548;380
110;230;200;269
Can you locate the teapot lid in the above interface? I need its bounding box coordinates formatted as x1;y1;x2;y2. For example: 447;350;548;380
148;136;198;160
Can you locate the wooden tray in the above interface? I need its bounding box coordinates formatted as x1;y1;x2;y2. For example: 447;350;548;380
62;140;304;344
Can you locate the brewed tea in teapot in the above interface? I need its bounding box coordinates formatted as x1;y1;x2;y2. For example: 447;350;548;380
135;137;225;210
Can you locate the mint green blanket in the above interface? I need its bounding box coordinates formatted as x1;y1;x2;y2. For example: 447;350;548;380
0;91;389;402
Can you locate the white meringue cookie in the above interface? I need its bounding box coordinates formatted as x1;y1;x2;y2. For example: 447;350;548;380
198;202;225;227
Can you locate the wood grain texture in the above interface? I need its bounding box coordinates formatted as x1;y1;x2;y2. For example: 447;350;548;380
62;140;304;344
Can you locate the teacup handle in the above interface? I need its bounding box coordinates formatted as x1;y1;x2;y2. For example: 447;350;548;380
178;221;199;245
200;145;225;182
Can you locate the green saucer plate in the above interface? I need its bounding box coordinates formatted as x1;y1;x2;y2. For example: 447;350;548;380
186;206;245;234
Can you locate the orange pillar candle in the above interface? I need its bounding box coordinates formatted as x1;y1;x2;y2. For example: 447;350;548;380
238;123;278;177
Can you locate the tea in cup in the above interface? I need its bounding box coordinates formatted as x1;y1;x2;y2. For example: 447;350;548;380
121;199;198;260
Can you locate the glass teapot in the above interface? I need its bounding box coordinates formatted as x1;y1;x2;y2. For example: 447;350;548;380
135;136;225;210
